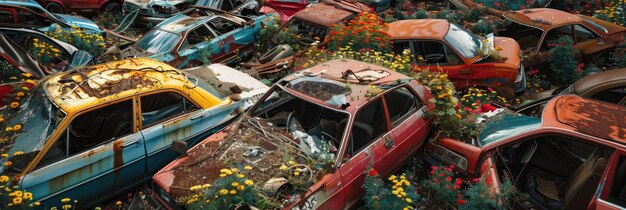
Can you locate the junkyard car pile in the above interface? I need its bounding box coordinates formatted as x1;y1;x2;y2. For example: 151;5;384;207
1;0;626;209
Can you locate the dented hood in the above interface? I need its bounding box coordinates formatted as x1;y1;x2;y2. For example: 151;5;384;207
0;32;48;79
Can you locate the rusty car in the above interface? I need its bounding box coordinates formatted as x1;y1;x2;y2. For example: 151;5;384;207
427;95;626;210
113;6;277;68
259;0;310;23
0;0;104;35
122;0;258;25
35;0;121;14
0;27;94;71
151;59;436;209
497;8;626;71
0;57;269;208
389;19;526;99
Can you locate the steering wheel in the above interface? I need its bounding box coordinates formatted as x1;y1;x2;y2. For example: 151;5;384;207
424;53;444;63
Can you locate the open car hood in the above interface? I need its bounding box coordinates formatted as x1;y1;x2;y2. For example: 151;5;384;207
0;33;48;79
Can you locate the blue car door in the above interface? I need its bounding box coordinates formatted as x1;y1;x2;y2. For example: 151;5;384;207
21;98;147;208
138;90;217;175
206;16;256;64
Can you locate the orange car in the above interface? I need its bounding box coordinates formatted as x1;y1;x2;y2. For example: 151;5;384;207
389;19;525;99
498;8;626;70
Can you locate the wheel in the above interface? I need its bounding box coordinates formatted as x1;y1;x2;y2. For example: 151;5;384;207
46;2;65;14
102;2;121;13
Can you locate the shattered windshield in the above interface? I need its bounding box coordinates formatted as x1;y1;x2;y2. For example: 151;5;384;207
444;23;482;59
136;29;181;54
0;86;65;174
284;77;350;106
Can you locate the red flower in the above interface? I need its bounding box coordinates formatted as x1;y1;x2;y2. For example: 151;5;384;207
439;173;444;177
472;178;480;183
457;193;462;198
446;176;452;182
457;199;466;205
368;169;378;177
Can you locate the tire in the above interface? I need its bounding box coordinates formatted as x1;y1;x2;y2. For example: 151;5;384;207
259;44;293;64
103;2;121;13
46;2;65;14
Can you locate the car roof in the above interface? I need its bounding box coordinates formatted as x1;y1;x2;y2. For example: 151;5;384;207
0;0;42;8
389;19;450;40
280;59;414;113
542;95;626;144
573;68;626;96
156;6;247;33
503;8;582;30
291;0;370;27
42;58;222;113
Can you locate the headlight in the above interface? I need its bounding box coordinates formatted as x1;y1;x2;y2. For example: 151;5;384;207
430;145;468;171
152;5;177;14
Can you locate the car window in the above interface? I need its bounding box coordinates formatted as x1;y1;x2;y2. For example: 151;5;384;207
0;8;14;24
140;92;199;128
573;24;599;42
384;86;421;126
347;98;388;156
500;21;543;52
414;41;452;65
207;17;240;35
541;26;573;51
35;99;134;169
607;155;626;207
23;35;71;67
591;86;626;106
16;9;51;27
221;0;234;11
185;24;215;47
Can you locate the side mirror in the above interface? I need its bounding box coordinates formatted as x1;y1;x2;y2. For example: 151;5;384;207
171;140;187;155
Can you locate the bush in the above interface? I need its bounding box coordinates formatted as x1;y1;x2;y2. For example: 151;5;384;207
326;12;393;54
363;169;421;210
548;36;581;86
46;25;106;57
552;0;612;16
295;48;414;73
184;168;258;210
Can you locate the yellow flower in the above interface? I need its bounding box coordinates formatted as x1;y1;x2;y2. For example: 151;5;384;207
279;165;287;170
237;174;245;178
244;180;253;186
220;189;228;195
202;184;210;189
62;204;72;210
231;182;239;187
288;160;295;165
388;175;397;181
23;192;32;200
229;189;237;195
244;165;252;170
294;171;300;176
0;175;9;183
10;102;19;108
237;185;245;191
62;198;71;203
13;197;22;205
220;173;227;177
13;124;21;131
4;161;12;167
13;151;23;156
115;201;122;205
34;201;40;206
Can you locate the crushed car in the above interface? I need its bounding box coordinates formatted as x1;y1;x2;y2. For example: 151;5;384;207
259;0;310;23
0;57;269;208
0;0;104;35
1;27;94;70
106;6;277;68
151;59;435;209
122;0;258;25
390;19;526;99
427;95;626;210
35;0;121;14
497;8;626;71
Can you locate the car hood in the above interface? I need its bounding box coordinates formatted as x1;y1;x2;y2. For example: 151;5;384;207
478;113;541;147
152;115;331;202
54;14;102;33
478;34;521;69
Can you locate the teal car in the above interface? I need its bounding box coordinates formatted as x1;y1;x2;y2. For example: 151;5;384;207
0;0;104;35
127;6;278;68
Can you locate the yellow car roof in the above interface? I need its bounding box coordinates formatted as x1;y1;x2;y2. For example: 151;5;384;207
42;58;225;113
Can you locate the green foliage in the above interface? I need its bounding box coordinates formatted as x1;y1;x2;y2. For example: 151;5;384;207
593;1;626;26
275;25;308;51
197;45;213;65
255;15;281;52
610;37;626;68
327;12;392;54
549;36;581;86
46;25;106;57
362;170;421;210
184;168;258;210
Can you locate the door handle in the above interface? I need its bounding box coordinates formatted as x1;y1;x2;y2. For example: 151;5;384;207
121;139;140;148
459;69;471;75
384;136;394;148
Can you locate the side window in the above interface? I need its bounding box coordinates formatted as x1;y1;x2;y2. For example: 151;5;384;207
0;9;14;24
541;25;574;51
36;100;134;169
501;22;543;51
573;24;599;43
16;9;50;27
348;98;388;156
591;86;626;105
444;44;463;65
221;0;234;11
185;24;214;47
414;41;449;65
207;17;240;35
140;92;199;128
384;86;422;125
608;155;626;207
392;40;411;55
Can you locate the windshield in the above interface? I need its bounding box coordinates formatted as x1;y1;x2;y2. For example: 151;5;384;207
478;114;541;147
194;0;220;7
0;86;65;174
444;23;482;59
136;29;181;54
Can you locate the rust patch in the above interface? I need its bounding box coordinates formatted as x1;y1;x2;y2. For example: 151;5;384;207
553;96;626;143
113;140;124;182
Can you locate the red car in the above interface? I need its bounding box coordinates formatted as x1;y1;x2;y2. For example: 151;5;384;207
428;95;626;210
151;59;435;209
36;0;121;13
260;0;310;23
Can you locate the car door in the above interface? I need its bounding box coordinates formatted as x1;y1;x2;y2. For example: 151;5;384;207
527;25;580;68
21;98;147;208
207;16;254;64
595;151;626;210
138;90;216;175
395;40;470;86
339;97;393;208
383;86;430;171
176;23;220;68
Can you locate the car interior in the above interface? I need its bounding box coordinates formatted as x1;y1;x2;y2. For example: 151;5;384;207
498;22;543;52
141;92;197;127
493;136;612;210
208;17;238;35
